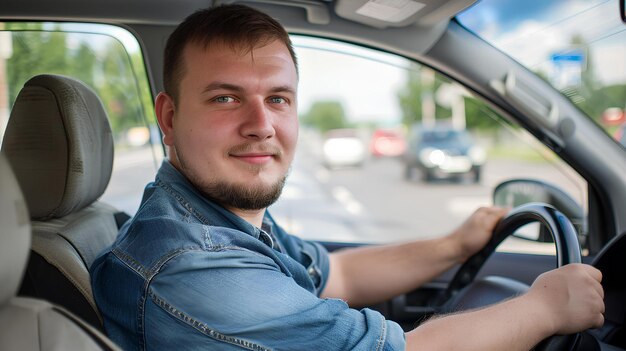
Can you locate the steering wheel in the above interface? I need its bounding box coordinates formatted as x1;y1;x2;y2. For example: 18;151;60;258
438;203;583;350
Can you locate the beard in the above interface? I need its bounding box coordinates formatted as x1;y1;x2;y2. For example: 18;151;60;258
194;174;286;210
175;144;288;210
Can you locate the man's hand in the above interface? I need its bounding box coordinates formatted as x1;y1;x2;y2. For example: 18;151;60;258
527;264;605;335
405;263;604;350
447;206;508;263
323;206;508;305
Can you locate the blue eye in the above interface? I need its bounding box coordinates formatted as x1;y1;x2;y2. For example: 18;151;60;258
269;97;287;104
214;96;235;103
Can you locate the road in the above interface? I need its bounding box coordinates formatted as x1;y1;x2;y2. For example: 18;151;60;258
272;135;585;246
102;139;585;250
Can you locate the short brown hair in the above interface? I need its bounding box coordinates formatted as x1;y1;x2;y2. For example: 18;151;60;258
163;4;298;103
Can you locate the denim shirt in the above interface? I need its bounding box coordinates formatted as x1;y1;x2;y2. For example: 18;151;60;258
91;161;405;351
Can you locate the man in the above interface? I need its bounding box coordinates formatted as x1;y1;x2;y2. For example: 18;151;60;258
91;4;604;350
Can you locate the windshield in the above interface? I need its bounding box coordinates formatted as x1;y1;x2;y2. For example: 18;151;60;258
458;0;626;143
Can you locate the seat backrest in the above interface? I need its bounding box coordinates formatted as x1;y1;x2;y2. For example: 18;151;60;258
0;153;121;351
1;74;121;331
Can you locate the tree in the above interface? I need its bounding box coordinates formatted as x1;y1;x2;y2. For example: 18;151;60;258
397;65;424;127
95;40;147;133
5;26;154;136
6;23;69;105
399;64;478;128
71;43;97;88
556;34;626;123
301;100;349;132
397;62;508;131
463;96;501;131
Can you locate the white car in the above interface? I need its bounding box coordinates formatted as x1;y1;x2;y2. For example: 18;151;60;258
322;129;366;168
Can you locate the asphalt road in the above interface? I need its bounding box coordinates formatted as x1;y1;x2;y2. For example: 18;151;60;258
271;140;585;247
102;141;585;251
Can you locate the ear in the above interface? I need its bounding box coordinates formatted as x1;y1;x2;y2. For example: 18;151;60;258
155;92;176;146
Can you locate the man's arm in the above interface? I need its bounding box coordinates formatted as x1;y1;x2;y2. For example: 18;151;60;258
406;264;604;350
318;206;604;351
321;206;507;305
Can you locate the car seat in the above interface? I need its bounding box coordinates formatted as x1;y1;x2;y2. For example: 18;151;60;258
1;74;124;331
0;153;121;350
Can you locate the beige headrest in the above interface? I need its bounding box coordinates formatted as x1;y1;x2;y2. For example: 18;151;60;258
0;154;31;305
1;74;114;220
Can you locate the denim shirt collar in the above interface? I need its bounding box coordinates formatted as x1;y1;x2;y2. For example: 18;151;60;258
156;160;267;242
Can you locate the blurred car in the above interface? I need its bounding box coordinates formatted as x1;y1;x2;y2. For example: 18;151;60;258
321;129;366;169
602;107;625;126
403;127;485;182
369;128;407;158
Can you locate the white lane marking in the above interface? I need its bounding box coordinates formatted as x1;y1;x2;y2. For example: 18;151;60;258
332;186;363;215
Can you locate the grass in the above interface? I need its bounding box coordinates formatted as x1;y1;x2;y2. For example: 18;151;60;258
486;145;556;163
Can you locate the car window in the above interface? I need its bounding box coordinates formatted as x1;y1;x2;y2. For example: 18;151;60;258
0;22;162;215
269;36;587;255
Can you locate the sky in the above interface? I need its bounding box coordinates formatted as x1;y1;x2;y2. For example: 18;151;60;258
293;36;410;125
458;0;626;86
458;0;581;34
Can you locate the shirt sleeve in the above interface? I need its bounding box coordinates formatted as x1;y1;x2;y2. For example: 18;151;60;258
144;248;406;351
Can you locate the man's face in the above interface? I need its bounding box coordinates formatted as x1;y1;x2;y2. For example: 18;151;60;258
159;40;298;211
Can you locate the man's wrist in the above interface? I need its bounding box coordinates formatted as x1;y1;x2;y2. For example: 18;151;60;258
518;291;559;337
440;232;468;264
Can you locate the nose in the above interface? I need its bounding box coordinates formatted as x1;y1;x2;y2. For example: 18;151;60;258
240;99;275;140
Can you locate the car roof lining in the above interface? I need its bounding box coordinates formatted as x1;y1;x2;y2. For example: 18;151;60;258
0;1;458;94
0;0;476;26
0;0;466;57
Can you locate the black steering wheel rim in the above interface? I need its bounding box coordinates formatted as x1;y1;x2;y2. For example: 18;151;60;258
440;202;582;303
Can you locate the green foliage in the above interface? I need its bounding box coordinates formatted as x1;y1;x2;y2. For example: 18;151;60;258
6;24;70;104
301;100;349;132
397;67;423;126
397;64;464;128
4;24;154;135
570;84;626;122
555;35;626;124
464;97;501;130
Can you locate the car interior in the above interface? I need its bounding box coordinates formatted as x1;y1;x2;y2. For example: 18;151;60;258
2;73;125;331
0;153;120;350
1;0;626;350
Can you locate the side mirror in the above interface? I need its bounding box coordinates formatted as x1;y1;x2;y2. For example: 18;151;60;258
493;179;587;245
622;0;625;23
